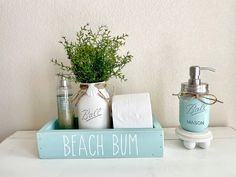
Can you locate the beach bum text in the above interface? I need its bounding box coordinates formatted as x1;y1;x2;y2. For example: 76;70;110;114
62;134;139;157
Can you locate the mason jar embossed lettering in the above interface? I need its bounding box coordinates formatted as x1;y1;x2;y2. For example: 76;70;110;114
177;66;216;132
76;82;111;129
179;95;210;132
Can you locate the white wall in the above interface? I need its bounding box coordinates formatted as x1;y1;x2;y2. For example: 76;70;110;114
1;0;236;141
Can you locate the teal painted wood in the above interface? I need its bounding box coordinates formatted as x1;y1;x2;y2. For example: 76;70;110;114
37;117;164;159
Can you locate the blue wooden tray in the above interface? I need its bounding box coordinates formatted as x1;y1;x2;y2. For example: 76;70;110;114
37;117;164;159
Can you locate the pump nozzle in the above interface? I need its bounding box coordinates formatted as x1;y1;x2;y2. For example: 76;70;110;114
200;67;215;72
181;66;215;93
188;66;215;86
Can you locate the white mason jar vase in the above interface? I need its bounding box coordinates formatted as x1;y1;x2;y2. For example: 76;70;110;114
77;82;111;129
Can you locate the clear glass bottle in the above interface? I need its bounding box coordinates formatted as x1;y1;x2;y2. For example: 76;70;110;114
57;76;74;129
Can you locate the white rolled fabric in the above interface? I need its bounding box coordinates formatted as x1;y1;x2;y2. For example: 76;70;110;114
112;93;153;128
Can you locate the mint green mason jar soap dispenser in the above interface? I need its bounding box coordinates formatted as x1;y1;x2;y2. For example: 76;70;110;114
178;66;216;132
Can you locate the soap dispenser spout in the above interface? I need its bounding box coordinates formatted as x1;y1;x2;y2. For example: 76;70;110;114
188;66;215;86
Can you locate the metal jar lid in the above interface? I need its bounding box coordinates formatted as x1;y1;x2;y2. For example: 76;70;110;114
180;66;215;94
181;82;209;94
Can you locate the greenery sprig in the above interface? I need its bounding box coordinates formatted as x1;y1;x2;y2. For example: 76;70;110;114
51;24;133;83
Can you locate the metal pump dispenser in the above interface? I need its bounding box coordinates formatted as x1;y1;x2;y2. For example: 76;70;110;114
181;66;215;94
178;66;214;133
174;66;222;150
59;76;70;88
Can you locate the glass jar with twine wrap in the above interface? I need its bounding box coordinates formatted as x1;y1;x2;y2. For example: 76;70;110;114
72;82;111;129
173;66;223;132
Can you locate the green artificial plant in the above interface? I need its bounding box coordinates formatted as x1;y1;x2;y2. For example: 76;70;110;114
51;24;133;83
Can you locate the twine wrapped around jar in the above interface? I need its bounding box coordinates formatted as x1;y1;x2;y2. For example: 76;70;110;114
172;92;223;105
71;82;110;105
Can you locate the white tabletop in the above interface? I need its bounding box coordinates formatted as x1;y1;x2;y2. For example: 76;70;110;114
0;127;236;177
